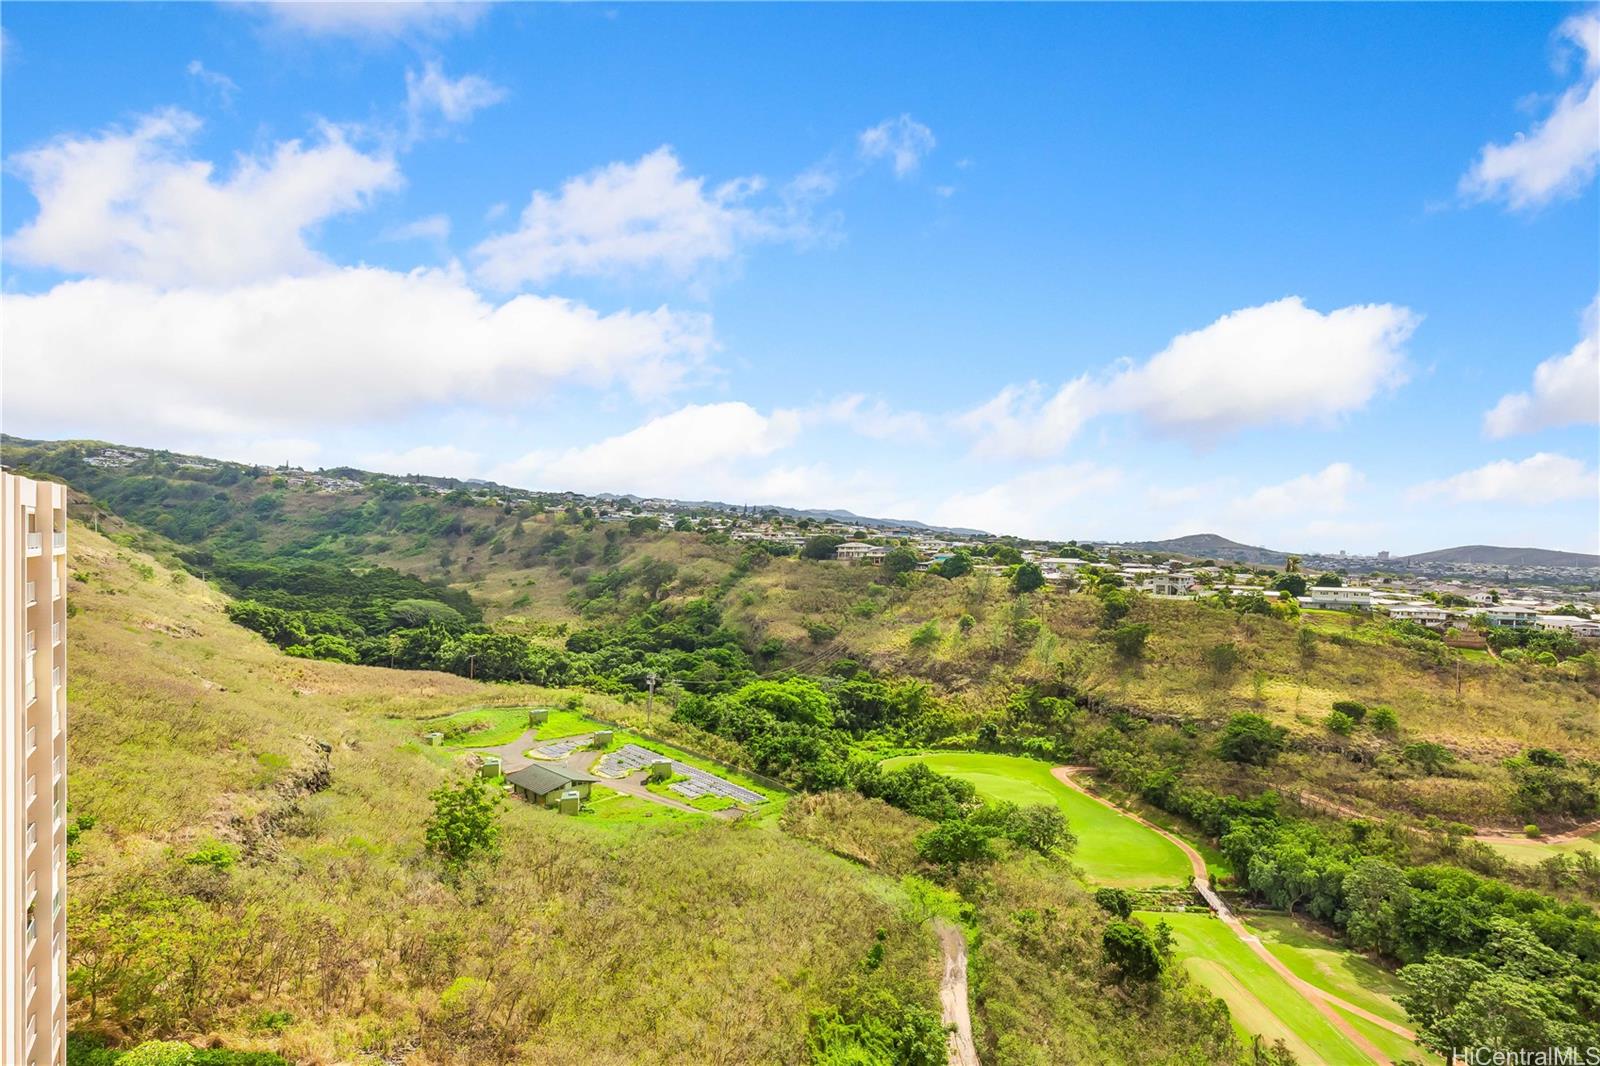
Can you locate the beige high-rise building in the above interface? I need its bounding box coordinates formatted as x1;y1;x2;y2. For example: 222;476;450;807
2;474;68;1066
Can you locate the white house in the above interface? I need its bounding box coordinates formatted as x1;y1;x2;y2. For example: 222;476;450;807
1304;586;1373;610
834;542;889;564
1389;603;1453;627
1536;614;1600;639
1140;572;1197;597
1483;605;1538;628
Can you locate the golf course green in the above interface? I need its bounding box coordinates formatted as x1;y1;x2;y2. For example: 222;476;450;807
881;751;1193;888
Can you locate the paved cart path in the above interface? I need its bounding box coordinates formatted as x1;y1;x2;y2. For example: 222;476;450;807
935;919;980;1066
1050;767;1414;1065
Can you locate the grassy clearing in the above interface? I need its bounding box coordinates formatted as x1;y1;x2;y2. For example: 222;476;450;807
1477;831;1600;866
424;706;534;747
1143;911;1372;1066
583;784;705;825
882;751;1192;888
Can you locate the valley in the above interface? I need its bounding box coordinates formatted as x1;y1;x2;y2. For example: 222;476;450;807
11;440;1600;1064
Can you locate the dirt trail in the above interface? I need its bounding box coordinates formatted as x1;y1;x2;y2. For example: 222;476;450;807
1050;767;1415;1063
935;918;980;1066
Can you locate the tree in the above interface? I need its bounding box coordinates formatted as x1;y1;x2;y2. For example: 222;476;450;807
1216;713;1288;766
1204;641;1243;677
1003;804;1076;856
425;777;503;881
1314;573;1343;587
882;544;920;577
915;818;996;869
1102;920;1164;984
801;534;846;560
1094;887;1134;918
933;550;973;579
1097;586;1132;625
1342;858;1410;954
1111;622;1152;660
1010;562;1045;594
1273;573;1308;597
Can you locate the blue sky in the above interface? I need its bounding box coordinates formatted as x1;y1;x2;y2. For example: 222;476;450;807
2;2;1597;553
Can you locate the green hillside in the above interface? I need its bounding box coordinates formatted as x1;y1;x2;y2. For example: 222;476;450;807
14;438;1600;1061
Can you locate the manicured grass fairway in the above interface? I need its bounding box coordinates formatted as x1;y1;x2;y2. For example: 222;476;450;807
1247;914;1408;1026
882;752;1191;888
1140;911;1369;1066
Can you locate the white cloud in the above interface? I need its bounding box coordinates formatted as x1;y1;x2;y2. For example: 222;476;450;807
1460;11;1600;210
858;115;936;178
1236;462;1364;517
404;60;505;142
381;213;451;243
0;267;714;440
1411;452;1597;505
954;379;1099;459
1484;296;1600;437
928;463;1123;538
359;444;485;480
472;147;809;288
490;402;802;496
4;109;399;287
958;297;1417;457
812;395;930;441
1105;297;1417;438
186;59;239;106
249;2;488;42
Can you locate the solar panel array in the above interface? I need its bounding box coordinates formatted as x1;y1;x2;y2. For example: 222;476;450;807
597;743;766;805
528;734;593;760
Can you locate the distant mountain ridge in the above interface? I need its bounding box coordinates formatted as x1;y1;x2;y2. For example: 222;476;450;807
1110;533;1288;565
1398;545;1600;568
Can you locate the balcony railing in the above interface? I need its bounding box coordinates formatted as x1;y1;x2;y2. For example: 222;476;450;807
52;665;62;692
26;821;38;854
53;531;67;553
26;870;37;906
52;622;62;646
26;725;37;756
25;966;35;1005
25;913;37;949
26;531;42;555
25;677;36;704
26;579;37;605
53;755;64;782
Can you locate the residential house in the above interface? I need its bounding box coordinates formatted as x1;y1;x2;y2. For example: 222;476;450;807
1388;603;1453;627
1304;586;1373;610
834;542;889;564
1483;605;1538;629
1536;615;1600;639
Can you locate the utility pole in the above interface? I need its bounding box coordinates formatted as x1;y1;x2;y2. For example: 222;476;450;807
468;653;477;681
645;671;658;722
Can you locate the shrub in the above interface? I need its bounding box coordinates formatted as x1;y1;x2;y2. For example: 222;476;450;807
1369;706;1399;734
1094;887;1134;918
1326;711;1355;736
1524;824;1541;839
1216;713;1287;766
1111;622;1152;660
1331;699;1368;722
1203;641;1243;676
